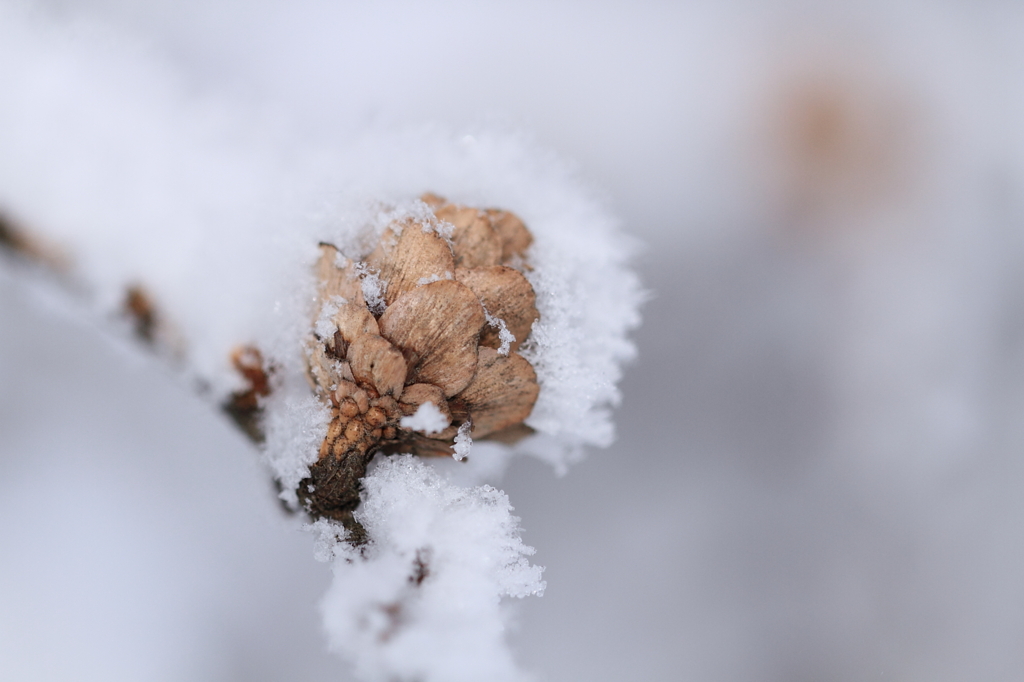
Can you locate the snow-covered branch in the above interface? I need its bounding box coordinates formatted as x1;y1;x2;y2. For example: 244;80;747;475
0;4;642;680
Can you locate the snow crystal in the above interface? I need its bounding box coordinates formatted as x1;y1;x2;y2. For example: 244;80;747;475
352;262;388;315
306;518;350;563
452;422;473;461
415;271;453;286
399;402;450;435
313;295;343;340
484;308;516;356
374;200;438;234
426;210;454;241
320;456;544;682
262;384;330;509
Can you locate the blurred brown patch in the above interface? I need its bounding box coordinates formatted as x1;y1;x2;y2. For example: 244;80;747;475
123;285;158;344
0;210;72;271
224;345;273;443
759;52;924;238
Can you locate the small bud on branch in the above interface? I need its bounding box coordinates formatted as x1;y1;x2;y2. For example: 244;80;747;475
231;196;542;535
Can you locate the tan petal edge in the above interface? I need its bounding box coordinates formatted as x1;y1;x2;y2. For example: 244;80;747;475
378;280;485;397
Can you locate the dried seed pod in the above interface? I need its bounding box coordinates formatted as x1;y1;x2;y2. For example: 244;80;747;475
289;196;543;530
364;220;455;306
320;417;346;458
347;334;407;399
456;347;539;438
455;265;539;352
378;280;485;397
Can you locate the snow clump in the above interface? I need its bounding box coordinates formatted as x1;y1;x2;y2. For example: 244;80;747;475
319;456;544;682
399;402;450;435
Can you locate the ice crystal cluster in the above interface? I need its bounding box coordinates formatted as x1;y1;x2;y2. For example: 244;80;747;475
0;4;642;680
315;456;545;682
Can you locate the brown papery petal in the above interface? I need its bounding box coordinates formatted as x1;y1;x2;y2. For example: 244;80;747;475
386;434;456;458
347;334;407;400
315;243;365;306
434;204;502;268
333;302;379;346
399;383;450;417
479;422;536;445
419;192;446;208
485;209;533;264
307;343;343;394
455;265;539;352
364;219;455;306
378;280;485;397
456;347;539;438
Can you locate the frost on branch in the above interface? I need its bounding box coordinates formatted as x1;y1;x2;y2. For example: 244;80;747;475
316;456;544;682
0;9;643;678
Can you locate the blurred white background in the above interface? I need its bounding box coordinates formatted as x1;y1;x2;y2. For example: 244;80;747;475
6;1;1024;680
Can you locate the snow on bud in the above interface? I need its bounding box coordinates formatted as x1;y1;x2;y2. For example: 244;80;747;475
293;196;542;530
400;402;451;435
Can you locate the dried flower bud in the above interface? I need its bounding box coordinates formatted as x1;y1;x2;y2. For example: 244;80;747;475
291;195;541;526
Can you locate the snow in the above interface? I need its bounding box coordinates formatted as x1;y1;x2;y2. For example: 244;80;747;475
399;402;450;435
314;296;344;341
416;271;453;286
484;308;516;356
262;387;331;510
319;456;544;682
452;422;473;462
353;263;388;316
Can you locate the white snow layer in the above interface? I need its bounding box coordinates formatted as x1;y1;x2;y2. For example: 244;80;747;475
400;402;451;435
0;5;640;682
316;456;544;682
